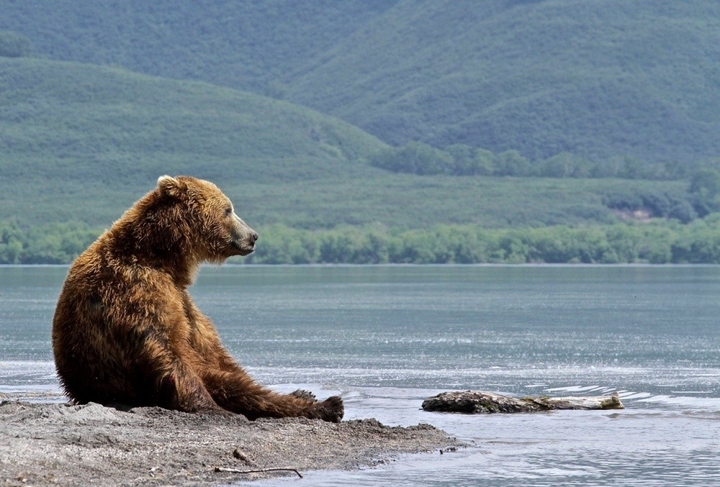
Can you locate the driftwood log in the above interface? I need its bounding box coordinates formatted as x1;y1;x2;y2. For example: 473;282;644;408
422;391;624;414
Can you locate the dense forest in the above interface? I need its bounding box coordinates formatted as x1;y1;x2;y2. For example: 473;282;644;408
1;2;720;264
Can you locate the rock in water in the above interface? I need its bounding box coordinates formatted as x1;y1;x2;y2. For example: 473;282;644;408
421;391;624;414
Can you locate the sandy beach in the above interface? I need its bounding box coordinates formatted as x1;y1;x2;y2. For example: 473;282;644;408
0;397;462;486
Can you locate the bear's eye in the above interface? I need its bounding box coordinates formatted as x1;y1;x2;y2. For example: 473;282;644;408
224;206;233;217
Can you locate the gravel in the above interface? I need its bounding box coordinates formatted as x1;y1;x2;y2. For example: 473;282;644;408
0;399;462;486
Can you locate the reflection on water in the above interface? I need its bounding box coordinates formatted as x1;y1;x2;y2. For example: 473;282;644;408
2;265;720;485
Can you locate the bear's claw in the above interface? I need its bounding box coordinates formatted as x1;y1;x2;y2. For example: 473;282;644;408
290;389;317;402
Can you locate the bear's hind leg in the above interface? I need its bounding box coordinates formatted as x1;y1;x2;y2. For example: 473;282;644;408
202;369;344;422
158;361;226;414
119;336;225;414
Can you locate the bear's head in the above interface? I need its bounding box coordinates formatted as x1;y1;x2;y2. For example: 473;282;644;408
156;175;258;261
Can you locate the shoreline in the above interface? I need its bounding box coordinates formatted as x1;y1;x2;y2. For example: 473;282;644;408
0;399;463;486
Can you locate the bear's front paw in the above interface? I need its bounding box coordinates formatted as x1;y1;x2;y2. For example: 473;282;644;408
313;395;344;423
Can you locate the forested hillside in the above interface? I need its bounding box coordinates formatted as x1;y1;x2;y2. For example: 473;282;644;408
286;1;720;162
2;56;693;229
0;1;395;94
1;2;720;264
1;0;719;163
0;57;387;226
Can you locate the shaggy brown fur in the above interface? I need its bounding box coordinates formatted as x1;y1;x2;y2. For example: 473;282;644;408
52;176;343;422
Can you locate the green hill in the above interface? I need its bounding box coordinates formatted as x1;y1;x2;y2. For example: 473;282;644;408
0;56;693;232
1;1;719;163
0;1;396;93
0;56;709;265
284;0;720;162
0;57;387;226
1;3;718;264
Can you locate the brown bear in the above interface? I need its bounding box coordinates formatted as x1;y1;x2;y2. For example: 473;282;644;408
52;175;343;422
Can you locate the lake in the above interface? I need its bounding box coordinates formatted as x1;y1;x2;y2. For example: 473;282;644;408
2;265;720;485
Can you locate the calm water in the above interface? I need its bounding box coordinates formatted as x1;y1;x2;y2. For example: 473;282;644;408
2;265;720;485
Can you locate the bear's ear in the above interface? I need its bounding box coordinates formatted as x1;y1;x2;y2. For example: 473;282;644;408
157;175;184;198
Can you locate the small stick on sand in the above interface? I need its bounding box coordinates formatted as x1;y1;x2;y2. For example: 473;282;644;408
214;466;304;478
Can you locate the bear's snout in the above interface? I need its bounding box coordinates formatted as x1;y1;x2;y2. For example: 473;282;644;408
228;217;258;256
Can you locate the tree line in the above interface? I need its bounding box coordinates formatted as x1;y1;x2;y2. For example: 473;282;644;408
243;220;720;265
0;220;99;264
369;141;719;183
5;217;720;266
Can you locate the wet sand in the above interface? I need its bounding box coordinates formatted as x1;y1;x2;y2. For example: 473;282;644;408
0;399;462;486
